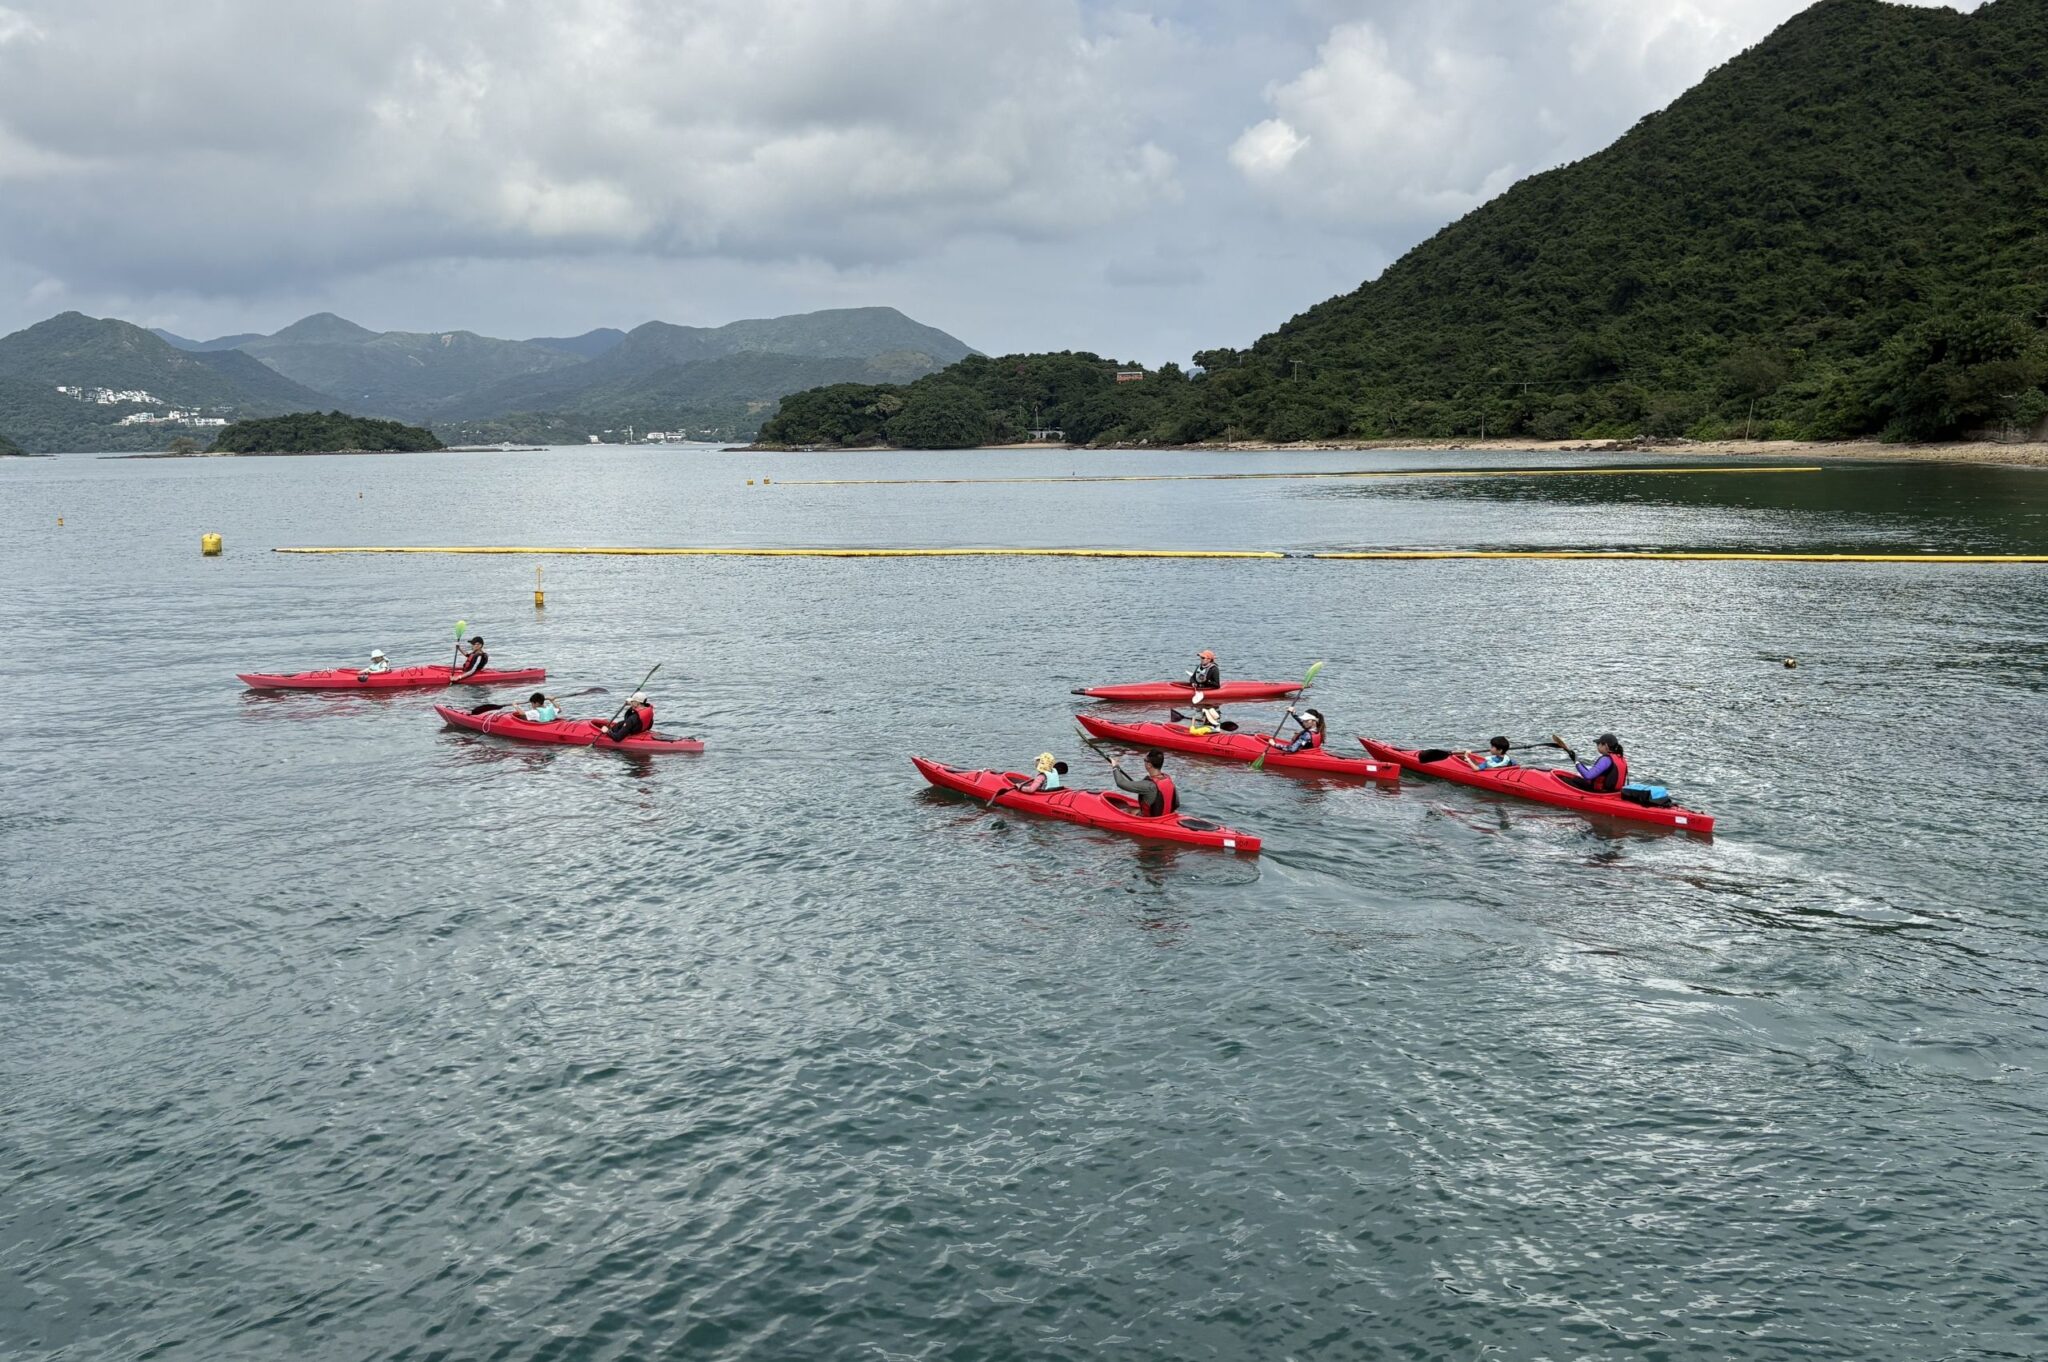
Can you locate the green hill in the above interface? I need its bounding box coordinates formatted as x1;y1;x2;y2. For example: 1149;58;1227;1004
433;306;976;426
235;315;585;420
764;0;2048;448
0;430;24;455
0;313;335;451
208;410;444;454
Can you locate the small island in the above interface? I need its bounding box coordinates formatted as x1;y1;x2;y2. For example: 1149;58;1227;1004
207;410;445;455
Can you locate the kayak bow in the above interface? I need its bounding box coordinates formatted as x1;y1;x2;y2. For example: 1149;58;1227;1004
912;756;1260;853
435;704;705;753
1073;679;1302;704
1077;715;1398;782
1360;739;1713;834
239;664;546;691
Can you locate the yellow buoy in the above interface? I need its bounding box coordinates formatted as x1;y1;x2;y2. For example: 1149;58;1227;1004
534;566;545;609
201;532;223;556
763;477;772;485
1784;658;1798;669
747;479;754;486
57;517;63;526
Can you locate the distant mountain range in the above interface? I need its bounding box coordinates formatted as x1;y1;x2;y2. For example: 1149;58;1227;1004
0;306;974;450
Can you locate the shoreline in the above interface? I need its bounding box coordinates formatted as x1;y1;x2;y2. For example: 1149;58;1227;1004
749;436;2047;468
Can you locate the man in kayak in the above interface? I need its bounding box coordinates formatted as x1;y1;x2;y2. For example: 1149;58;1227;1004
1112;749;1178;818
1007;753;1067;794
1552;732;1627;792
1269;707;1327;753
519;692;559;723
454;635;489;679
599;692;655;742
1460;736;1515;770
1187;650;1220;690
366;649;391;674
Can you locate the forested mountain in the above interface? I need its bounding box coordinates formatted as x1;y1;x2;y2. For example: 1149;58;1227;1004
0;314;334;451
152;328;266;352
435;307;975;421
526;328;627;359
0;430;24;455
234;316;585;419
764;0;2048;448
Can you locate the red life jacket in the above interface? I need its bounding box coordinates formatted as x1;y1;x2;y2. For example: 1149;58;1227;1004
1592;751;1627;792
629;703;654;733
1152;774;1178;816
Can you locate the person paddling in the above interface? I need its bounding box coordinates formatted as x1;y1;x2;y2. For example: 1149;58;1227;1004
599;691;655;743
1552;732;1627;792
1187;650;1220;690
1268;707;1326;754
454;635;489;680
1111;748;1178;818
1008;753;1068;794
366;649;392;674
1461;736;1515;770
519;692;559;723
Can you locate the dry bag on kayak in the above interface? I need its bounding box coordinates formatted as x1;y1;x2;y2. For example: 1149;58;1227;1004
1618;783;1673;808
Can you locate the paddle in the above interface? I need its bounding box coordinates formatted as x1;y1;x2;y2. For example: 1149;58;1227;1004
986;760;1071;808
452;618;468;672
1168;708;1240;732
1415;740;1563;764
601;664;662;733
1249;660;1324;770
468;686;607;716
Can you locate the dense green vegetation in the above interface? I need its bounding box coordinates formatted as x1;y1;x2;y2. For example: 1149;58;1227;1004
208;411;444;453
0;430;24;455
764;0;2048;449
0;313;332;450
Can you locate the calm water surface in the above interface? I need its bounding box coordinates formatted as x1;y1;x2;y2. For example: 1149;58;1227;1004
3;447;2045;1360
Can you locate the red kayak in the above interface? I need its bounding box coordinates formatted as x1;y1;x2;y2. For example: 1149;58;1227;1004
1360;739;1714;834
435;704;705;753
1077;715;1399;782
239;664;546;691
1073;680;1302;704
912;756;1260;853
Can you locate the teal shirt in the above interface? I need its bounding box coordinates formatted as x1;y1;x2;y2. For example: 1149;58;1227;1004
523;704;559;723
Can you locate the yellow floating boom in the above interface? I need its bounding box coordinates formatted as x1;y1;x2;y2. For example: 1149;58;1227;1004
273;545;2046;564
773;464;1827;487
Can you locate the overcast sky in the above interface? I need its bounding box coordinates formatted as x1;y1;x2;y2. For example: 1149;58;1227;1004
0;0;1984;362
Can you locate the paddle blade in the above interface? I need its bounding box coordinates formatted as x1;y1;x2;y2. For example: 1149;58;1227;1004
455;619;468;639
1301;659;1326;691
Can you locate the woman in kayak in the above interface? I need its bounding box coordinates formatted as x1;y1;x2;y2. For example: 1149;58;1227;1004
1187;650;1221;690
1552;732;1627;792
1112;749;1178;818
599;692;655;742
1460;736;1515;770
1268;707;1327;753
366;649;391;674
519;692;559;723
455;636;489;679
1008;753;1068;794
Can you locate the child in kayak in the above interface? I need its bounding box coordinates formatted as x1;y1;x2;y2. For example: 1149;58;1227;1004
1187;650;1221;690
366;649;391;674
1269;707;1326;753
1181;693;1227;735
1460;736;1515;770
1008;753;1068;794
599;692;655;742
519;692;559;723
1552;732;1627;792
454;636;489;679
1111;749;1178;818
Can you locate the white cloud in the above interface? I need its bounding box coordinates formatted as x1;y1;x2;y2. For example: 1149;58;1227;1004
0;0;1185;289
1230;0;1988;227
